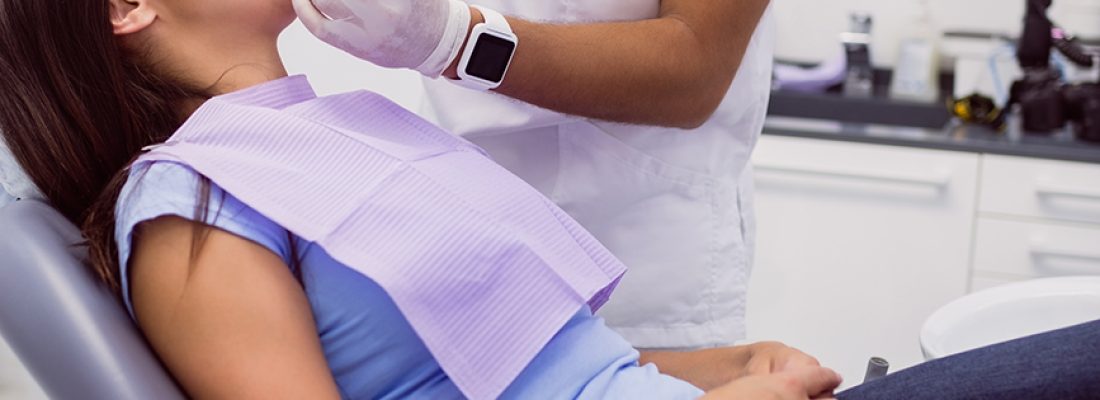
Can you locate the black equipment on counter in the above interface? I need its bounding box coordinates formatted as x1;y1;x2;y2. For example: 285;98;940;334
1017;0;1055;69
1011;69;1067;132
1009;0;1100;143
1063;83;1100;143
950;94;1006;131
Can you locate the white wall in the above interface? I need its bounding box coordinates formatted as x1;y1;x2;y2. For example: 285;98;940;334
278;22;426;111
774;0;1100;66
278;2;1100;95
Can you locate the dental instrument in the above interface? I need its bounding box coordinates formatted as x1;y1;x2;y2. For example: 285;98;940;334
863;357;890;383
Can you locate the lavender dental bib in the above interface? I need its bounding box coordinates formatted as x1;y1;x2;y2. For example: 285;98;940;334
132;76;626;399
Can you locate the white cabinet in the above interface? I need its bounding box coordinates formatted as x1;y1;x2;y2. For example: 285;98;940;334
972;155;1100;290
745;136;979;387
980;155;1100;225
973;218;1100;279
745;137;1100;388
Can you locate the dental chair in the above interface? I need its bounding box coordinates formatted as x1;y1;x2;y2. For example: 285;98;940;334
0;200;184;399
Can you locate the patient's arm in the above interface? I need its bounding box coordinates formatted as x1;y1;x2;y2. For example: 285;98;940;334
129;217;341;399
445;0;772;129
640;342;825;391
641;343;841;399
640;346;755;390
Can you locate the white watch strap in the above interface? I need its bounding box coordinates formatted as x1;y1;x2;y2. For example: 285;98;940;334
471;5;512;34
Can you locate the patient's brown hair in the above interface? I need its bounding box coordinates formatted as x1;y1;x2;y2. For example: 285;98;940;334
0;0;196;292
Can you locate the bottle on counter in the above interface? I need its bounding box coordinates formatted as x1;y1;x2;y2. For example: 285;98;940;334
890;0;941;103
842;12;875;98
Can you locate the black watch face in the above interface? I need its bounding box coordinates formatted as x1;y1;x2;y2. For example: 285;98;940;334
465;33;516;83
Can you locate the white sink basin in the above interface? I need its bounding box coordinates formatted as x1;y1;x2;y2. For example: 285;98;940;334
920;276;1100;360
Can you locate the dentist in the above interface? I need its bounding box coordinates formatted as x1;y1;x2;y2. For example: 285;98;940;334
294;0;775;350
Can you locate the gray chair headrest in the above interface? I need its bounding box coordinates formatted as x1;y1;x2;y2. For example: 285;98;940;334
0;201;183;400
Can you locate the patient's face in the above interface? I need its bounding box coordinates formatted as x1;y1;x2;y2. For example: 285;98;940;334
126;0;296;91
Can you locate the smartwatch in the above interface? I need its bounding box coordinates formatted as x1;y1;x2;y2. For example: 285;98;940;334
455;6;518;91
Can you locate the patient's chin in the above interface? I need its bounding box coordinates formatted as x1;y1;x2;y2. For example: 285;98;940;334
196;0;297;37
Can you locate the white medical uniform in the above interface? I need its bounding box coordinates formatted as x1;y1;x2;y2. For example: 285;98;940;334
422;1;775;349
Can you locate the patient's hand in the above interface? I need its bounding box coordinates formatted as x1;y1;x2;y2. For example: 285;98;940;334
702;366;843;400
744;341;824;375
639;342;826;391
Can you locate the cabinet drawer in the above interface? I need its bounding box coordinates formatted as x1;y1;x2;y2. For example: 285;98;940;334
980;155;1100;225
754;136;974;195
973;217;1100;278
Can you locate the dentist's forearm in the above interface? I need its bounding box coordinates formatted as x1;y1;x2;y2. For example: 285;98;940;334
444;1;770;129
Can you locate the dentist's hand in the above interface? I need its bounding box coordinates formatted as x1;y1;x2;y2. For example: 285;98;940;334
292;0;472;77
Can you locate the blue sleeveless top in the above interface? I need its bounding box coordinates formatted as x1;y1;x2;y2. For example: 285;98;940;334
131;75;627;398
115;161;703;399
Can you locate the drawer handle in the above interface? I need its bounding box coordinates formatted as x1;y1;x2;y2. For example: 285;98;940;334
1036;184;1100;202
1031;246;1100;263
754;162;951;188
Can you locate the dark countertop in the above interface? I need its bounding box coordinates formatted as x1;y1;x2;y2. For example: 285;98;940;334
763;116;1100;164
764;89;1100;164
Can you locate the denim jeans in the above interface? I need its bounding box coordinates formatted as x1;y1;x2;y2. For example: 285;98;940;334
838;319;1100;400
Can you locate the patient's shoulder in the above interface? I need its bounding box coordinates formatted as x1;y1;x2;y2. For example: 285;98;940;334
115;160;294;271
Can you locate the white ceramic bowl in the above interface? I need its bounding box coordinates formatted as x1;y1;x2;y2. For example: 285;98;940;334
920;276;1100;360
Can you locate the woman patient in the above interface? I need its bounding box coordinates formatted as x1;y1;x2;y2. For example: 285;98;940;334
0;0;1097;399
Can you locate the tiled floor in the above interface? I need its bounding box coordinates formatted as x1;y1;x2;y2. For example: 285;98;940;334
0;337;46;400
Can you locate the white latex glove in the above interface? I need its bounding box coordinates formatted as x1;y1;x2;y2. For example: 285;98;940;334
292;0;472;78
